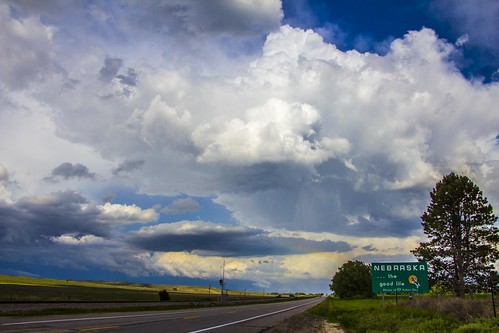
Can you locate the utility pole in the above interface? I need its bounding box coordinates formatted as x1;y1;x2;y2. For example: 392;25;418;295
220;259;226;302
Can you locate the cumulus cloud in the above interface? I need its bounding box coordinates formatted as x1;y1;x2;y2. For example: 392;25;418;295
0;191;159;248
212;26;499;233
0;191;107;245
192;98;350;165
99;203;158;224
50;233;109;245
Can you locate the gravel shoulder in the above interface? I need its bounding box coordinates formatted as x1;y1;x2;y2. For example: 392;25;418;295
262;312;344;333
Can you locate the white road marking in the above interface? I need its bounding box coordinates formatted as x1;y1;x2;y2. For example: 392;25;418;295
189;299;320;333
1;309;208;326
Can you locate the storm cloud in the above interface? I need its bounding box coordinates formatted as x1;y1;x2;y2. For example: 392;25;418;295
128;221;353;256
0;191;107;245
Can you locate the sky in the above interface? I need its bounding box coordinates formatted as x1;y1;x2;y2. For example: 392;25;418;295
0;0;498;294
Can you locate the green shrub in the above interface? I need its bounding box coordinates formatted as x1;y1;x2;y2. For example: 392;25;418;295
452;318;499;333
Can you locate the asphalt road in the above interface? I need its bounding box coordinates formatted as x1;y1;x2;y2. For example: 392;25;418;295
0;297;324;332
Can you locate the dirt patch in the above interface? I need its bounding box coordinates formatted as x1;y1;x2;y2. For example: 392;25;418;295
262;312;343;333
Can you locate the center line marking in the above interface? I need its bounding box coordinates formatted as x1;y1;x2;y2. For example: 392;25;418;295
80;325;120;332
184;316;201;319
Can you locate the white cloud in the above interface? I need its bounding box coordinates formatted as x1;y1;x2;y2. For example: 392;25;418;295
50;234;108;245
192;98;349;165
211;26;499;234
99;203;158;224
455;34;469;47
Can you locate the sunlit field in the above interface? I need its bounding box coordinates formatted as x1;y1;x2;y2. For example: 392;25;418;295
0;274;283;302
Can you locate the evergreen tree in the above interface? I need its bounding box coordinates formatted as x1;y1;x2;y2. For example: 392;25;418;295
412;173;499;297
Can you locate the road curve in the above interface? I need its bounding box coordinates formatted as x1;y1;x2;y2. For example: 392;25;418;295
0;297;324;333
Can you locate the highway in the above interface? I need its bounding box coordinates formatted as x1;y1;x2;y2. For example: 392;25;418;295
0;297;324;332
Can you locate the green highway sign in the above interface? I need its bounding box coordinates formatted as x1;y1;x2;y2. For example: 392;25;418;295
371;262;429;293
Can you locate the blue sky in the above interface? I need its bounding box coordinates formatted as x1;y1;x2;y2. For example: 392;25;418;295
0;0;498;294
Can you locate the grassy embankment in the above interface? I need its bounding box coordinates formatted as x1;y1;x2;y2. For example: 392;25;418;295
310;295;499;332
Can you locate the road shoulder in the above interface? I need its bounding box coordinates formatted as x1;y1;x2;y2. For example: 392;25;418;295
261;312;343;333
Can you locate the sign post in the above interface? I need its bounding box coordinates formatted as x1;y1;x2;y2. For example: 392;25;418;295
371;262;429;294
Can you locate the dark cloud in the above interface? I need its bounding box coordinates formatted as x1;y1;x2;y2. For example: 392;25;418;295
0;191;109;245
115;68;139;97
0;163;10;183
116;68;138;87
0;238;155;279
0;191;158;278
128;222;353;256
217;166;427;238
161;197;200;214
133;0;281;37
212;163;311;194
45;162;96;182
112;160;145;176
99;57;123;82
362;245;377;252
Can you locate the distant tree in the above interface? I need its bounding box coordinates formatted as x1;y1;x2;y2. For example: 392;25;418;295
411;173;499;297
330;260;372;299
158;289;170;301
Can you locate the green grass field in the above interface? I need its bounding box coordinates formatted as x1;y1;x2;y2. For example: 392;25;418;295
0;274;289;302
310;296;499;333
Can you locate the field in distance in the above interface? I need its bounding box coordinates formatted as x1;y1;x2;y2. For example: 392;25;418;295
0;274;280;302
